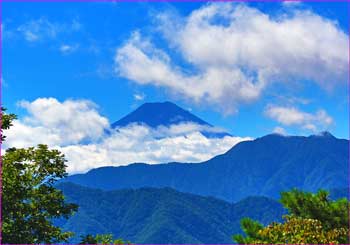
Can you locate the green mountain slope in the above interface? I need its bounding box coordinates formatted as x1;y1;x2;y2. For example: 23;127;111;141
57;182;285;244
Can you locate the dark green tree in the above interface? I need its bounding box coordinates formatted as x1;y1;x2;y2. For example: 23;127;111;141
79;234;131;244
280;189;349;231
233;189;350;244
232;218;264;243
80;234;98;244
1;107;17;142
2;109;78;243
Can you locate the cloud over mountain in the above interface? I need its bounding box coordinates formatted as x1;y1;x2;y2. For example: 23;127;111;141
264;105;333;132
4;98;250;174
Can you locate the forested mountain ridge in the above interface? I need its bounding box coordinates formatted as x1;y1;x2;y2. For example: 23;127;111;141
64;132;348;202
56;182;285;244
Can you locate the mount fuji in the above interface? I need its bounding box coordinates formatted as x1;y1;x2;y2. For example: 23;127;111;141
111;101;231;138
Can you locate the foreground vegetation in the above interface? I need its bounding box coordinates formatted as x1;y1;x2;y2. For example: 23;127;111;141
233;189;349;244
79;234;130;244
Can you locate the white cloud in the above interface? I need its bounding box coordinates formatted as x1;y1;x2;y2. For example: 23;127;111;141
60;44;79;54
133;93;145;101
116;31;261;114
115;3;348;114
273;126;287;135
5;98;109;147
4;97;251;174
16;17;81;42
62;126;250;173
17;18;58;42
282;1;302;6
265;105;333;132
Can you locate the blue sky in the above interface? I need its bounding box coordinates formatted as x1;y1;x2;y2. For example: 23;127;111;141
2;1;349;173
3;1;349;138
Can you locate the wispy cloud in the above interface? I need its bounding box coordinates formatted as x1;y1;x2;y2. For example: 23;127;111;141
134;93;145;101
16;17;81;42
282;1;302;6
17;18;57;42
60;44;79;55
273;126;287;135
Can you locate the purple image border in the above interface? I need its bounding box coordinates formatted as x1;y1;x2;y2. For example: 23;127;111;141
0;0;349;244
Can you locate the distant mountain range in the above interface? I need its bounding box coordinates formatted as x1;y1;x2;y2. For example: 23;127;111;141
57;102;348;243
56;182;285;244
63;132;348;202
111;101;231;138
55;102;349;244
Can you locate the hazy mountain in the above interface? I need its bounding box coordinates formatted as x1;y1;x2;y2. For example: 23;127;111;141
111;101;231;138
56;182;285;244
63;132;348;202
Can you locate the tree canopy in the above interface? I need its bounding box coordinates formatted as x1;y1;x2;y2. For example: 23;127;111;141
79;234;131;244
1;107;17;142
233;189;350;244
2;109;78;243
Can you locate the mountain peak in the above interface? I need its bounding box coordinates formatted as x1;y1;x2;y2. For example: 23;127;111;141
111;101;231;138
141;101;178;107
112;101;210;128
310;131;335;138
319;131;335;137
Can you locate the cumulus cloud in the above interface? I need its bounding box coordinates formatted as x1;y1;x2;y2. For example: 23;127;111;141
62;126;249;173
6;98;109;147
4;97;251;174
116;30;261;114
115;3;348;114
265;105;333;132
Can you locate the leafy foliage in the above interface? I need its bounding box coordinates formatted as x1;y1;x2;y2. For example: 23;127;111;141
1;107;17;142
79;234;98;244
233;189;350;244
2;109;78;243
255;215;347;244
80;234;131;244
2;145;79;243
280;189;349;231
232;218;264;244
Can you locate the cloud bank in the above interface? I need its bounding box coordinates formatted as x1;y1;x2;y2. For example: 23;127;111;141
4;98;251;174
115;3;348;114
